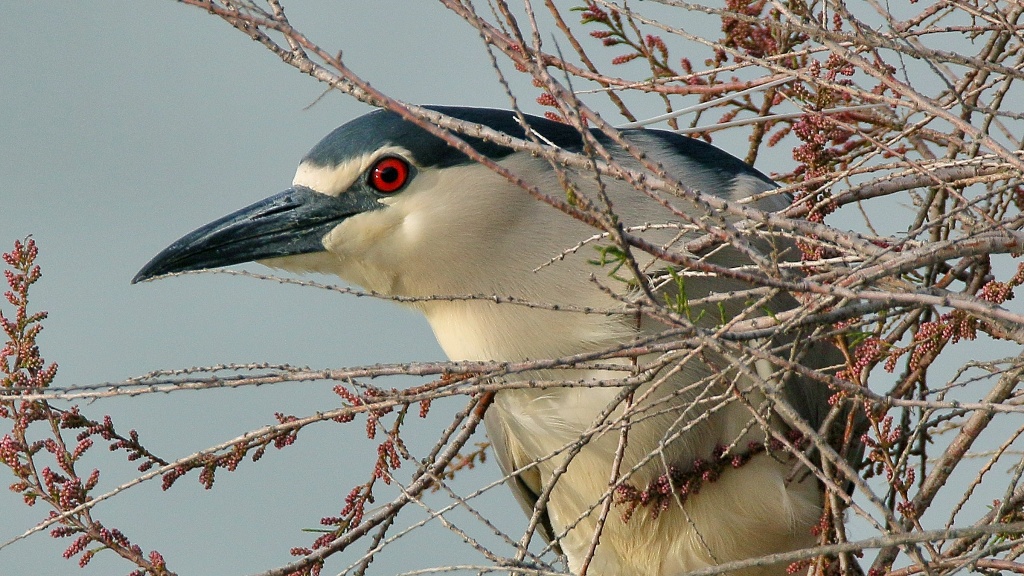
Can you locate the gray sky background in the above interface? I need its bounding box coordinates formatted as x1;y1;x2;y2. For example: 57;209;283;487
2;3;1021;576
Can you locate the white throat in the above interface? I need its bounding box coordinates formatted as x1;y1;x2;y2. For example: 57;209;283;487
419;299;633;362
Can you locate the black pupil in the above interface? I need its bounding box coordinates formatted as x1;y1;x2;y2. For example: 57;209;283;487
380;166;399;183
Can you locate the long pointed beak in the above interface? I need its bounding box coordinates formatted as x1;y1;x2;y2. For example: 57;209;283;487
132;186;379;283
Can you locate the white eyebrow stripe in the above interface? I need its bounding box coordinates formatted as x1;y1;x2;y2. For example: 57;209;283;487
292;156;368;197
291;146;416;196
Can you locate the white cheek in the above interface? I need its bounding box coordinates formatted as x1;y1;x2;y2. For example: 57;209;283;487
397;208;428;245
318;213;406;293
327;211;401;253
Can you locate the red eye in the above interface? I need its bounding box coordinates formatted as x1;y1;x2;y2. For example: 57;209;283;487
368;156;410;193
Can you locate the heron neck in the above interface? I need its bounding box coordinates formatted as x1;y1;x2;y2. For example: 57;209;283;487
418;300;632;362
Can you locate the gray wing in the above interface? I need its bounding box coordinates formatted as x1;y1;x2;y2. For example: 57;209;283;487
616;129;850;438
483;407;560;549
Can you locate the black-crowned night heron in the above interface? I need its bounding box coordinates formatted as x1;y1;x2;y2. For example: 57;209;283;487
135;106;849;576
